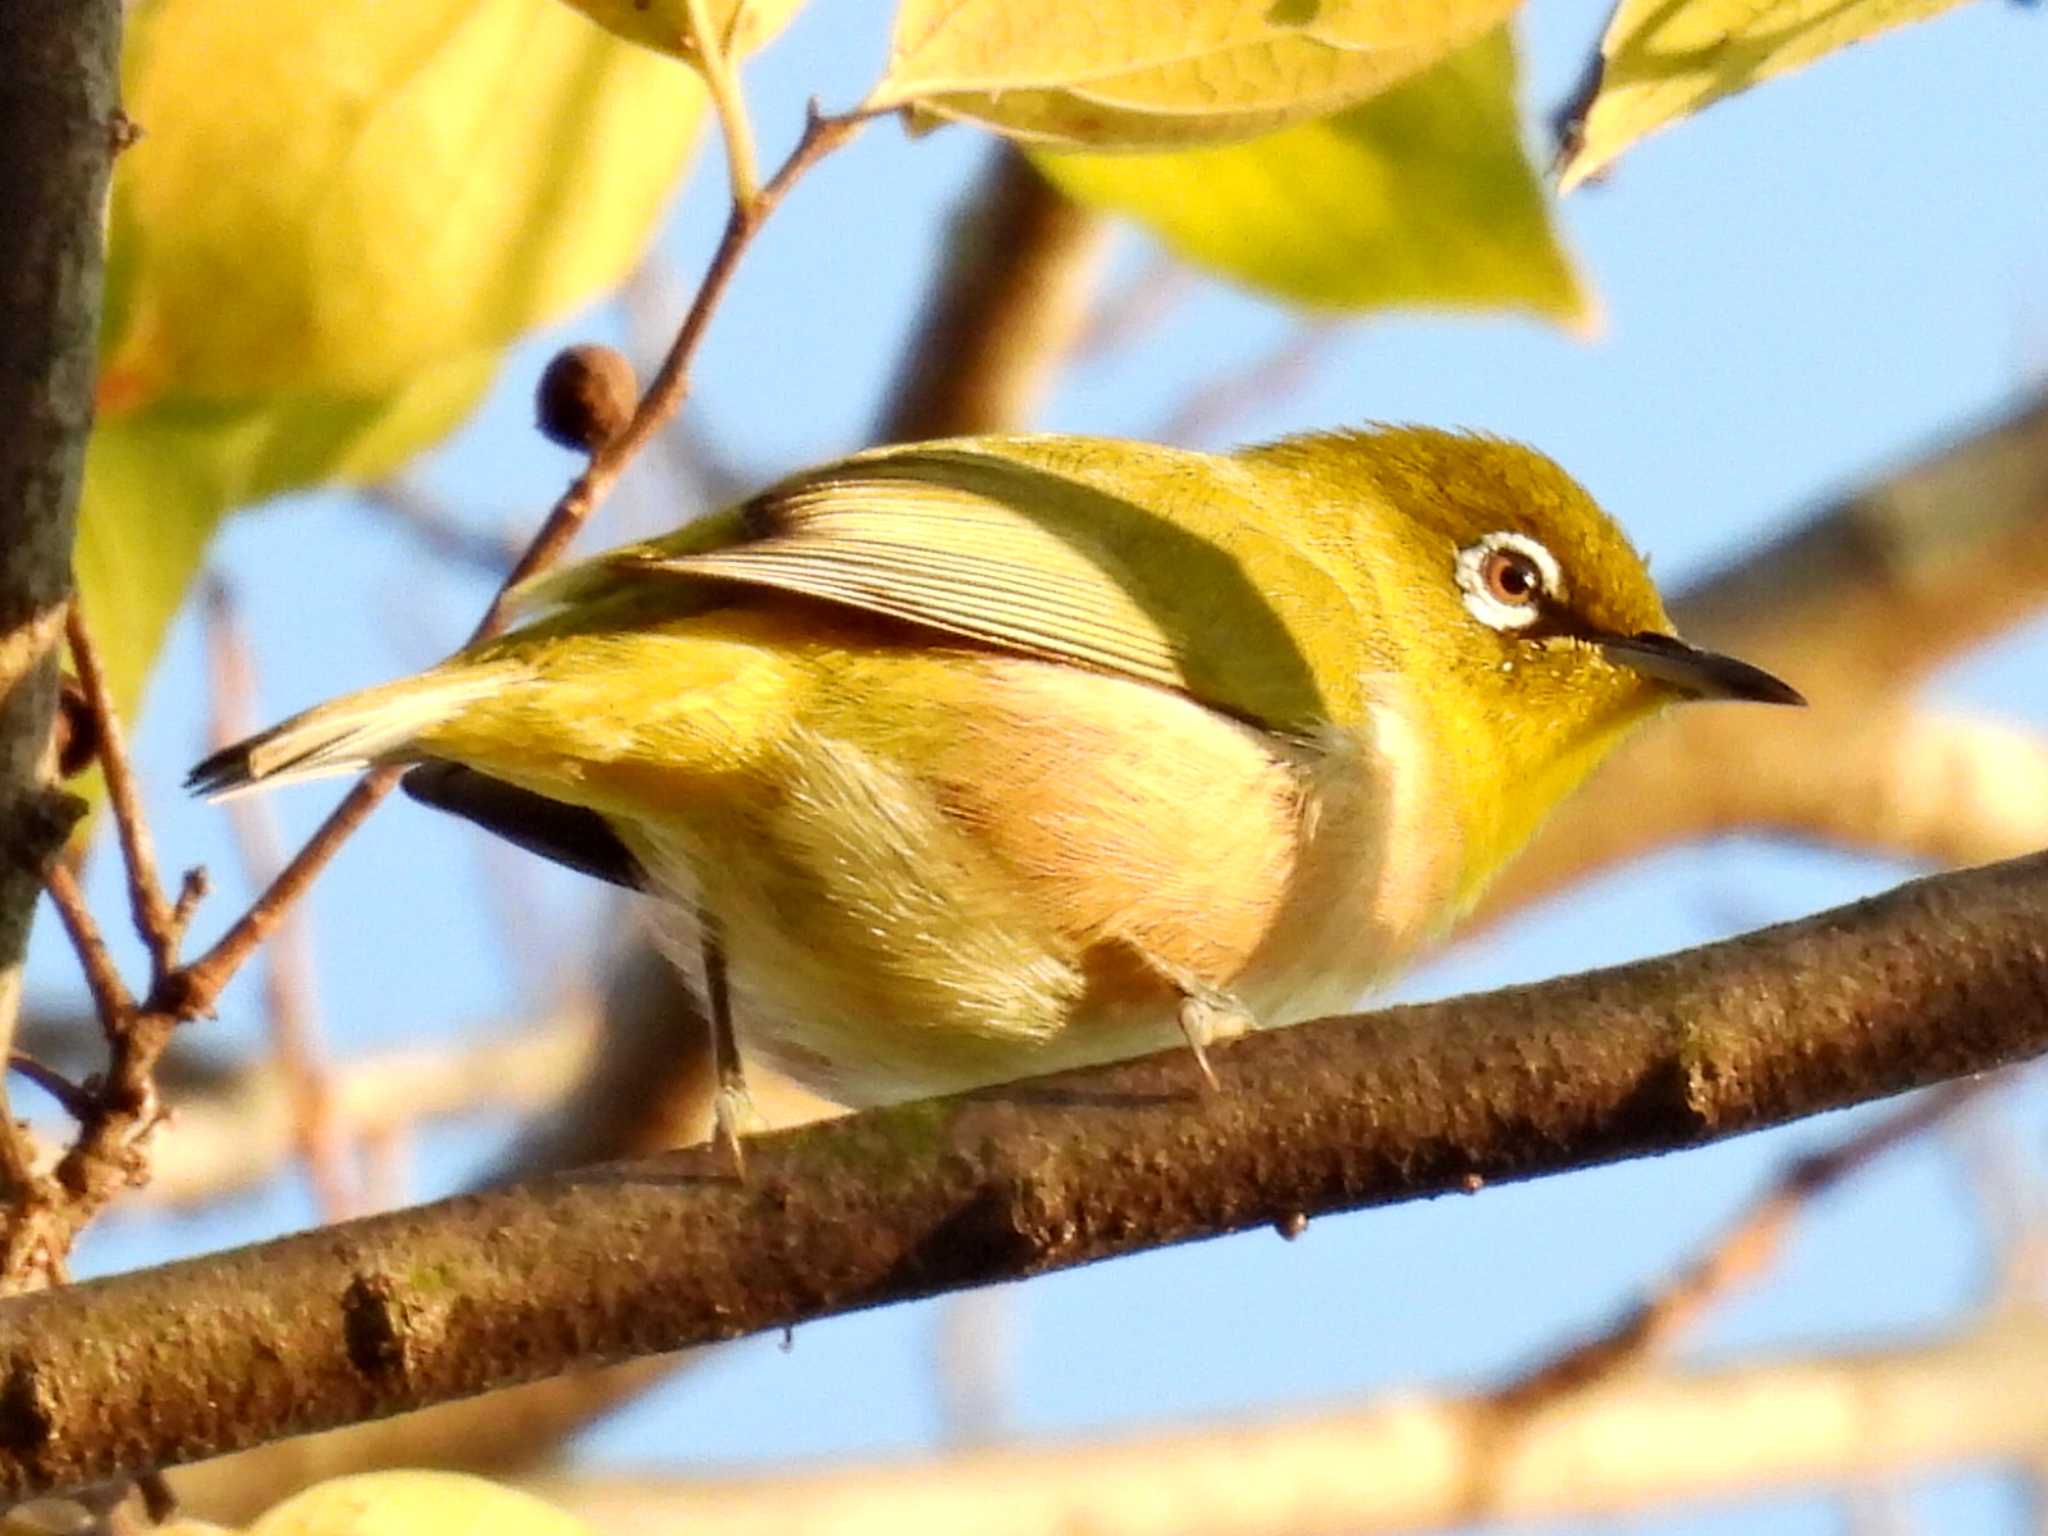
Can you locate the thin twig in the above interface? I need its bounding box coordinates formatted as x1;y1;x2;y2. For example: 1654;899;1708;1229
683;0;761;208
130;1007;593;1209
175;105;868;1013
1493;1077;1991;1411
168;868;208;939
617;259;757;518
171;770;397;1010
200;578;358;1220
519;1319;2048;1536
8;1053;93;1120
1933;1075;2048;1303
64;603;181;978
9;54;873;1299
42;861;134;1030
569;104;869;552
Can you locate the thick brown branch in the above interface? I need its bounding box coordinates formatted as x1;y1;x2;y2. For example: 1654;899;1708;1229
4;851;2046;1499
0;0;119;1124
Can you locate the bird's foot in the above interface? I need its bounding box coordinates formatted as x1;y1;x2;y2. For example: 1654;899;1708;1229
1176;984;1256;1095
711;1080;759;1181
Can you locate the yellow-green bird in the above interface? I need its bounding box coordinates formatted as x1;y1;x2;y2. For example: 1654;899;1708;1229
192;428;1800;1155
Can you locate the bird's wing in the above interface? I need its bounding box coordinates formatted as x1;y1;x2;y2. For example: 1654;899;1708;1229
666;472;1191;689
512;442;1346;729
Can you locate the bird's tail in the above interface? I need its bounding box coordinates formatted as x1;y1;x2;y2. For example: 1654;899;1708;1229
185;663;524;799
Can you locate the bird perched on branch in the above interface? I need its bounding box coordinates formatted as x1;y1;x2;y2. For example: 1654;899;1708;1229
192;427;1800;1164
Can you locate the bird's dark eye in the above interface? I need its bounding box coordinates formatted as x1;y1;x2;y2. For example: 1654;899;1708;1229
1480;547;1543;606
1456;531;1564;632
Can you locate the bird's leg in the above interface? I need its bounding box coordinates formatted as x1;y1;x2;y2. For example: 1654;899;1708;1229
698;908;753;1179
1172;979;1257;1095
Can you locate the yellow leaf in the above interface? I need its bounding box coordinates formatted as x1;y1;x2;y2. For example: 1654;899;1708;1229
869;0;1521;149
554;0;805;62
103;0;704;405
247;1471;595;1536
1034;29;1593;326
1556;0;1980;191
87;0;714;719
78;356;498;722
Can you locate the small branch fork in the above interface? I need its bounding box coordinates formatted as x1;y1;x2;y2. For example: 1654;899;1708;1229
4;101;868;1287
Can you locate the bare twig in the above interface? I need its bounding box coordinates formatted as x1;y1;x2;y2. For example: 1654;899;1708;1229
1071;253;1194;361
8;1054;93;1121
63;604;180;979
1935;1078;2048;1303
171;770;400;1017
200;579;356;1220
176;104;867;1013
615;260;756;518
41;862;133;1031
0;99;870;1284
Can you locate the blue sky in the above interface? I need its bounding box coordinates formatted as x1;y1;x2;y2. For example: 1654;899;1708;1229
31;0;2048;1530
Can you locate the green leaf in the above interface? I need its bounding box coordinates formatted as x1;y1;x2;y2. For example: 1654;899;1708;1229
87;0;716;720
1034;29;1593;325
868;0;1521;149
77;355;498;723
102;0;704;406
1556;0;1981;191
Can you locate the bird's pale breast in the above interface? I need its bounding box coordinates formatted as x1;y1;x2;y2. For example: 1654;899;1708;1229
619;640;1465;1105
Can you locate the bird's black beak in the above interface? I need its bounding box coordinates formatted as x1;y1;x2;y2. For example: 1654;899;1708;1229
1599;631;1805;706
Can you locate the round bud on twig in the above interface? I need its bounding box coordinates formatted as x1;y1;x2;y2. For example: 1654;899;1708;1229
536;344;636;454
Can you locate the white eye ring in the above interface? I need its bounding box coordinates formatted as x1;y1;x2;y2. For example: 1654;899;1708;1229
1455;531;1564;632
